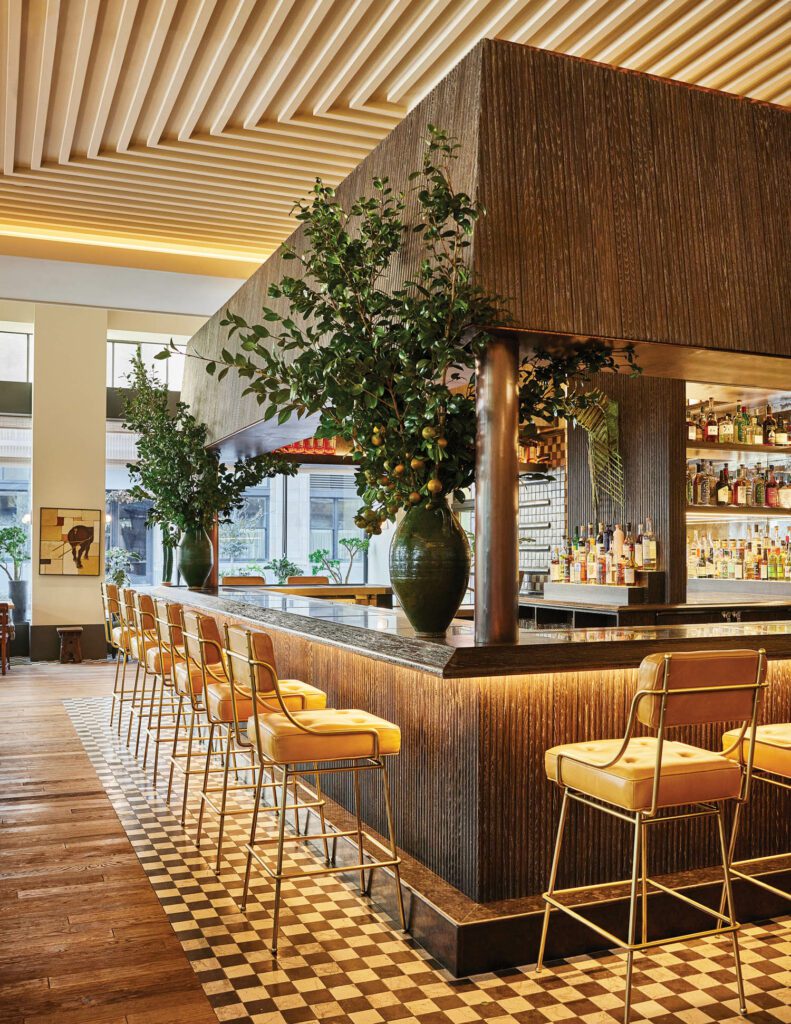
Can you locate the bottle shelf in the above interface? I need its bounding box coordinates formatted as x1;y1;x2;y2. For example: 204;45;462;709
686;504;791;518
686;441;791;458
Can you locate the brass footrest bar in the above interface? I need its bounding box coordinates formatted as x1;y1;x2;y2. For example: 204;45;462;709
245;840;399;882
730;866;791;900
542;894;739;952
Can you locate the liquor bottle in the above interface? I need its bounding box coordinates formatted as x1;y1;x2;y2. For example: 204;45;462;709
763;405;777;445
707;461;718;505
734;466;748;506
735;404;749;443
718;410;734;443
716;464;731;505
623;522;634;561
642;516;658;570
694;463;710;505
775;416;788;446
564;535;573;582
753;466;766;507
766;467;779;508
604;524;613;553
635;523;644;569
550;548;562;582
686;401;697;441
612;523;625;560
587;535;597;582
705;399;719;442
596;522;605;555
750;413;763;446
779;474;791;510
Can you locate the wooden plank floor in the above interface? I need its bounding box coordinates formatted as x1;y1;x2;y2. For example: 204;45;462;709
0;660;219;1024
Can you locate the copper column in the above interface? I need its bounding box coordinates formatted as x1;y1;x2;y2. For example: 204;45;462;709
474;332;519;645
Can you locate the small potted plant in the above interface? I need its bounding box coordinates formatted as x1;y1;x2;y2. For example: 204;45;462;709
0;522;29;624
309;537;370;584
263;557;302;585
123;352;296;589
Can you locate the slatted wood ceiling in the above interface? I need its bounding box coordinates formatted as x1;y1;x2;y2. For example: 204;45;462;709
0;0;788;274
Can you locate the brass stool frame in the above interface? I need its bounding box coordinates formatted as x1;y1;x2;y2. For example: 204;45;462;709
102;582;131;733
727;766;791;902
537;650;767;1024
128;592;160;758
237;631;406;955
181;615;261;872
142;599;188;783
221;624;332;873
166;608;227;825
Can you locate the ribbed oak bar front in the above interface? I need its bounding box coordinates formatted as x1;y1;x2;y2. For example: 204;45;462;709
152;587;791;904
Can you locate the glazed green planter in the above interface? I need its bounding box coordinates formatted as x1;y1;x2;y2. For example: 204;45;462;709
389;499;470;637
178;526;213;589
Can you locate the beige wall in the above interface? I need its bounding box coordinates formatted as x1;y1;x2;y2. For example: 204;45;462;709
31;304;108;634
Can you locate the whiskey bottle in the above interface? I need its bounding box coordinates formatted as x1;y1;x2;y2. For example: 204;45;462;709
718;411;734;443
635;523;644;569
642;516;658;570
763;405;777;446
686;401;697;441
716;464;731;505
705;399;719;442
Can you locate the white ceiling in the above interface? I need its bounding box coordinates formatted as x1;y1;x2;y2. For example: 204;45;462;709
0;0;788;276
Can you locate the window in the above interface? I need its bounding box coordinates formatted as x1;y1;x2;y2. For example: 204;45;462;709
0;414;32;598
106;421;160;585
218;486;271;576
0;332;31;382
107;339;186;391
309;474;366;581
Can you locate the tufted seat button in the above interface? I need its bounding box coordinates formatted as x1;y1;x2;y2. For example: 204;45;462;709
249;707;401;763
545;737;740;811
723;722;791;779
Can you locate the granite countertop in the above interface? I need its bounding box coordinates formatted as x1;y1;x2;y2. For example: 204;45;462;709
150;585;791;678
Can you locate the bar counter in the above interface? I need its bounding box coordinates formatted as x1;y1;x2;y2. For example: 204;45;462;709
151;586;791;974
154;584;791;676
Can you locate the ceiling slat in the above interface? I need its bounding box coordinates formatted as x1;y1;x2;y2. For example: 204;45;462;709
0;0;785;273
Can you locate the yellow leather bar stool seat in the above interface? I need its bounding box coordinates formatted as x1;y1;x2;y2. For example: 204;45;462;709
545;737;741;811
537;648;768;1024
251;709;401;763
722;723;791;778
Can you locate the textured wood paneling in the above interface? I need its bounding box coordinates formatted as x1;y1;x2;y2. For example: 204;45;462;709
183;40;789;452
182;44;483;451
185;599;791;903
566;374;687;604
476;42;791;356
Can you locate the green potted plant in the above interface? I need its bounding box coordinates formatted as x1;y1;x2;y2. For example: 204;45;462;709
0;522;29;624
309;537;370;584
162;127;636;632
123;352;296;589
263;557;302;585
105;546;138;588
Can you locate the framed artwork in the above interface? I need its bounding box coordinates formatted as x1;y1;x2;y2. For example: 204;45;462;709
39;507;102;576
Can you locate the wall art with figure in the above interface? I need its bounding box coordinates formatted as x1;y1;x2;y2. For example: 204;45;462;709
39;507;101;576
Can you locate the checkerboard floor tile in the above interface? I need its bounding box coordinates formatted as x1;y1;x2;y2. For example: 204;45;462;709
66;696;791;1024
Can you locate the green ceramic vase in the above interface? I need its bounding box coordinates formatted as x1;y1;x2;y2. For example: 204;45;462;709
178;525;213;589
389;498;470;637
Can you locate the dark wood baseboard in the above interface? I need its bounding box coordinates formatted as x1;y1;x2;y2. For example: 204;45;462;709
300;794;789;976
30;623;106;661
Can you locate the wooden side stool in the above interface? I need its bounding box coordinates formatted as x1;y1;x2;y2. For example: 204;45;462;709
57;626;83;664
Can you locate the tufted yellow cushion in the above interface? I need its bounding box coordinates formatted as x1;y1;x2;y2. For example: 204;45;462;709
545;737;741;811
146;647;171;675
722;723;791;780
249;708;400;763
173;660;225;697
111;625;130;651
206;684;253;723
130;634;156;660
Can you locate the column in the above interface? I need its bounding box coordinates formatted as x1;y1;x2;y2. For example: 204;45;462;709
474;332;520;645
31;304;107;659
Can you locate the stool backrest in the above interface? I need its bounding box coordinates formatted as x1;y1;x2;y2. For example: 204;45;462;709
221;575;265;586
102;582;121;617
133;592;156;636
181;609;224;666
636;649;766;728
224;625;278;696
287;575;328;585
153;598;182;668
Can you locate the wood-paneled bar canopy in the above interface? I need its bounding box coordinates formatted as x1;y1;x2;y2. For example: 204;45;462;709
182;39;790;453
